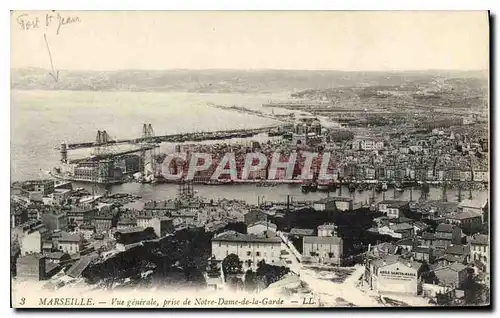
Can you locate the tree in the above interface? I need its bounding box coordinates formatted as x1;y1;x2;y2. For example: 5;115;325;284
244;270;258;292
256;261;290;287
222;253;242;276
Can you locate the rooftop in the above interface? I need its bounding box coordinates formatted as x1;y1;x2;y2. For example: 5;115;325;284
459;198;488;210
448;210;482;220
303;235;342;245
212;231;281;244
248;221;277;230
469;233;488;245
58;232;82;243
290;228;315;236
379;200;408;207
436;223;455;233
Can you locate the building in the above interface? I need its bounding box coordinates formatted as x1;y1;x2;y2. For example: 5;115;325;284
54;232;83;254
365;255;424;295
16;254;58;281
378;200;409;219
377;223;415;239
412;246;435;263
446;210;482;233
432;263;469;289
302;223;343;266
314;197;353;212
426;223;463;250
93;215;114;232
247;221;277;235
211;231;282;268
317;223;337;237
44;252;71;264
41;210;68;232
66;205;97;225
114;227;157;250
469;234;489;273
243;209;268;226
77;224;96;240
11;206;28;229
52;189;72;204
19;222;49;256
137;215;175;238
170;209;197;226
117;219;138;231
20;180;55;196
472;170;488;182
458;198;489;223
289;228;315;237
144;200;178;217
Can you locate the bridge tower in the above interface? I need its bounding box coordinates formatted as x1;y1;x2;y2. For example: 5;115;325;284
140;123;158;181
91;130;115;198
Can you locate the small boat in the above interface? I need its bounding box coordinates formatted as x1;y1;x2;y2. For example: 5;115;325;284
317;182;330;192
309;182;318;192
301;182;311;193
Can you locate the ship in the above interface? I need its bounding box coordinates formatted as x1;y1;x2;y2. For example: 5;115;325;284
421;182;430;194
301;181;317;193
317;181;330;192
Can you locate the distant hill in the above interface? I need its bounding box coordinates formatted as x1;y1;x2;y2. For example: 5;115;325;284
10;68;488;95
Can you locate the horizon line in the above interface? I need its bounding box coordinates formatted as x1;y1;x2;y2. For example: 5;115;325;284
11;67;488;73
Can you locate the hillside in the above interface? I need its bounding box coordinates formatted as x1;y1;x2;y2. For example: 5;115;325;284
10;68;488;96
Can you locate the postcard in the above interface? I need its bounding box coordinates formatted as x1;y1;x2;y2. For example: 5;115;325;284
10;10;490;308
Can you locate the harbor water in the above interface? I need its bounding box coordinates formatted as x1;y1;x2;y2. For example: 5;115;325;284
11;90;487;206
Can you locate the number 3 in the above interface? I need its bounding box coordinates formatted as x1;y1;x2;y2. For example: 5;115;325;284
19;297;25;305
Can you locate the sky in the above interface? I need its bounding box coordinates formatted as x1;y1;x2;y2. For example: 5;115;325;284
10;11;489;71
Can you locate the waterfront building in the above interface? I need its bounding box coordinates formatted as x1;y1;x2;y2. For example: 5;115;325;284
211;231;282;268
